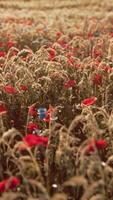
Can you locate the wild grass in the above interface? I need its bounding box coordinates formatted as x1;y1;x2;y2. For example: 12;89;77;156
1;0;113;199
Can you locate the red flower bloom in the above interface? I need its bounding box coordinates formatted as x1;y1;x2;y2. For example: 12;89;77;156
0;103;7;115
7;41;15;48
95;139;107;149
4;85;17;94
9;177;20;189
0;180;6;192
28;106;37;117
0;51;6;57
85;139;107;154
0;177;20;192
101;65;112;72
22;134;48;148
81;96;97;107
56;31;62;38
93;49;102;58
92;74;102;85
20;85;28;91
49;48;56;61
64;80;76;88
27;122;39;132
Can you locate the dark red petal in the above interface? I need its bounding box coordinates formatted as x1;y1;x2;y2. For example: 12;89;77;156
23;134;48;148
0;104;7;114
4;85;17;94
81;96;97;107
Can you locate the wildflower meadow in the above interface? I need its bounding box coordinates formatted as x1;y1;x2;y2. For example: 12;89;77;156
1;0;113;199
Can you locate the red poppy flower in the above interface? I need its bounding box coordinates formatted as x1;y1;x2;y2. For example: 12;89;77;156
93;49;102;58
85;139;107;154
7;41;15;48
27;122;39;132
81;96;97;107
0;177;20;192
9;177;20;189
49;48;56;61
4;85;17;94
0;103;7;115
0;180;6;192
0;51;6;57
20;85;28;91
101;65;112;72
56;31;62;38
28;106;37;117
95;139;107;149
64;80;76;88
92;74;102;85
21;134;48;149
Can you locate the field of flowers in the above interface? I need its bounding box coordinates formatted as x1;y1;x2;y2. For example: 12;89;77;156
1;0;113;199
